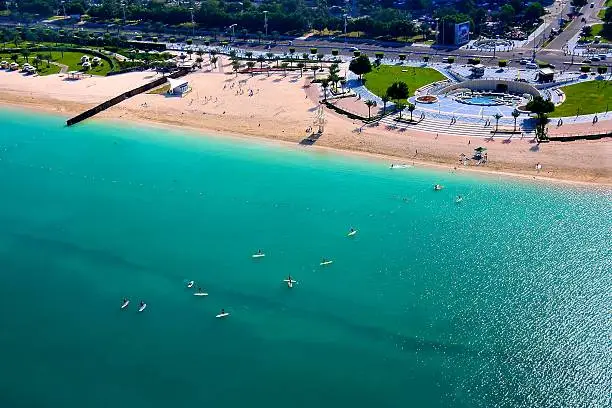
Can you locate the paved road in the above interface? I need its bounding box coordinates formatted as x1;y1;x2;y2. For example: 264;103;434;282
545;0;607;51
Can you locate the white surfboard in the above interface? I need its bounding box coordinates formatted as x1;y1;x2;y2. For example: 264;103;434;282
390;164;410;169
138;303;147;312
320;261;333;266
216;312;230;318
455;197;463;203
252;253;265;258
121;300;130;309
283;279;297;288
193;292;209;296
347;230;357;237
187;280;194;288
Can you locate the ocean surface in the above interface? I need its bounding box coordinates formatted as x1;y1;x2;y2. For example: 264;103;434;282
0;108;610;408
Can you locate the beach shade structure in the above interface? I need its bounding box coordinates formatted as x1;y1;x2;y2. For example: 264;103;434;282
474;147;487;153
167;78;190;96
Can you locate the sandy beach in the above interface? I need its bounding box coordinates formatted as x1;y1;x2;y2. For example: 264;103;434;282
1;57;611;185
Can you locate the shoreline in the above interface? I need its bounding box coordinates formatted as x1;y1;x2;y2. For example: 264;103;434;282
0;67;610;186
2;99;611;190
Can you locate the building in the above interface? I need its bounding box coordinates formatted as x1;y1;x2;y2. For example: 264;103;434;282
167;78;190;96
537;67;555;83
470;64;485;78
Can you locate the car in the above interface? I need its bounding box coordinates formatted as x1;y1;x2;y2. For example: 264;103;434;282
526;62;538;69
590;2;594;7
349;46;359;51
442;57;450;63
520;59;529;64
598;54;607;60
582;58;591;63
591;56;600;62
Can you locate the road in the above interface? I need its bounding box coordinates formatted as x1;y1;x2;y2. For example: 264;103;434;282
545;0;608;52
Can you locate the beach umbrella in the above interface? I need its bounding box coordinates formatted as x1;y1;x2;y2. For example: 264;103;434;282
474;146;487;152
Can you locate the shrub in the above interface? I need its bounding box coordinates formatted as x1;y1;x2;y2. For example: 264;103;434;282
498;60;508;67
331;49;339;56
310;48;317;54
186;38;193;45
375;52;384;59
398;54;406;61
447;57;455;63
468;57;480;65
581;65;591;72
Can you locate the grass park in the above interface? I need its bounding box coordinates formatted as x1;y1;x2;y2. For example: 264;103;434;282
0;50;115;76
363;65;446;102
581;24;611;43
549;80;612;117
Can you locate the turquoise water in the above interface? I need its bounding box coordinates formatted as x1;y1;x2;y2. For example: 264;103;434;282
0;108;610;408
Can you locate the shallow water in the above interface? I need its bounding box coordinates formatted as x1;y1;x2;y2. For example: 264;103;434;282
0;108;610;408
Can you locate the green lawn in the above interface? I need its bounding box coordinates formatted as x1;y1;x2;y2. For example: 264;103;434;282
363;65;446;101
550;80;612;117
0;53;61;75
47;51;112;75
581;24;611;43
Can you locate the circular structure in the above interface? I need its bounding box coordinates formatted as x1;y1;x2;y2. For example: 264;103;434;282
473;38;514;49
415;95;438;104
453;91;524;107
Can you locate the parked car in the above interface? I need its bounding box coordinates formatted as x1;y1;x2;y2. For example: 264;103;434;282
598;54;607;60
526;62;538;69
520;59;529;64
582;58;592;63
591;56;600;62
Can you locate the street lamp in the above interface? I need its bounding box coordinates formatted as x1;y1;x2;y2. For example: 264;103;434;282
189;7;194;37
435;18;439;45
61;0;66;18
263;11;268;37
120;1;126;25
228;23;237;41
343;14;348;42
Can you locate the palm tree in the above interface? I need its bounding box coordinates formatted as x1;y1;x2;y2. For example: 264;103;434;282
365;100;377;119
288;47;295;67
196;49;204;60
281;62;289;76
210;56;218;68
232;60;240;77
407;103;416;122
257;55;266;69
256;31;263;44
328;72;340;92
274;55;281;68
187;49;193;60
381;95;390;114
339;79;346;94
245;51;253;60
21;49;31;63
195;56;204;69
512;109;520;132
45;53;52;68
321;79;330;101
493;113;503;133
302;52;309;61
317;53;324;69
396;102;406;119
10;53;19;64
297;62;305;77
246;61;256;76
34;54;43;69
311;65;318;80
266;52;274;62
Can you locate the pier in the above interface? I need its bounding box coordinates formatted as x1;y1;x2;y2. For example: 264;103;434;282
66;69;189;127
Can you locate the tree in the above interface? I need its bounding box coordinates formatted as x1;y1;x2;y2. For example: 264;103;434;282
492;113;503;132
381;95;390;114
34;54;43;68
297;62;305;77
331;49;339;56
246;61;256;76
272;31;280;43
310;48;318;55
187;49;193;60
302;53;309;61
498;4;515;27
10;53;19;64
317;53;324;69
365;100;377;119
257;55;266;69
525;2;544;21
375;51;384;60
245;51;253;60
597;66;608;75
407;103;416;121
266;52;274;62
232;60;240;77
512;109;520;132
21;49;31;63
349;55;372;81
311;65;318;80
582;25;593;37
498;60;508;68
256;31;263;44
526;96;554;141
386;81;409;103
396;102;406;119
398;54;406;61
321;78;330;101
210;56;218;68
281;62;289;76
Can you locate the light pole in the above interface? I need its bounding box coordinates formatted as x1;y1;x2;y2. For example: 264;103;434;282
263;11;268;37
189;7;194;37
61;0;66;18
343;14;348;43
120;1;126;26
435;18;439;45
229;24;237;42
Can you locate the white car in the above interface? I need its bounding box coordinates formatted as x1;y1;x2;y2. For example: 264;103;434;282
526;62;538;69
520;59;529;65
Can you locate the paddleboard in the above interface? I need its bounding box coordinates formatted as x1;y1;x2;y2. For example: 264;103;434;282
320;261;333;266
138;303;147;312
455;197;463;203
390;164;410;169
121;300;130;309
252;253;265;258
187;280;194;288
193;292;209;296
347;230;357;236
283;279;297;288
216;312;230;318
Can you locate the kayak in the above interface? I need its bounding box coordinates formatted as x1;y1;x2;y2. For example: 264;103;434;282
193;292;209;296
320;260;333;266
121;300;130;309
138;303;147;312
390;164;410;169
252;253;265;258
347;230;357;237
216;312;230;318
187;280;194;288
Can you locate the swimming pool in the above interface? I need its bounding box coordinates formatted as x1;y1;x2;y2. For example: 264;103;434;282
465;95;502;106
